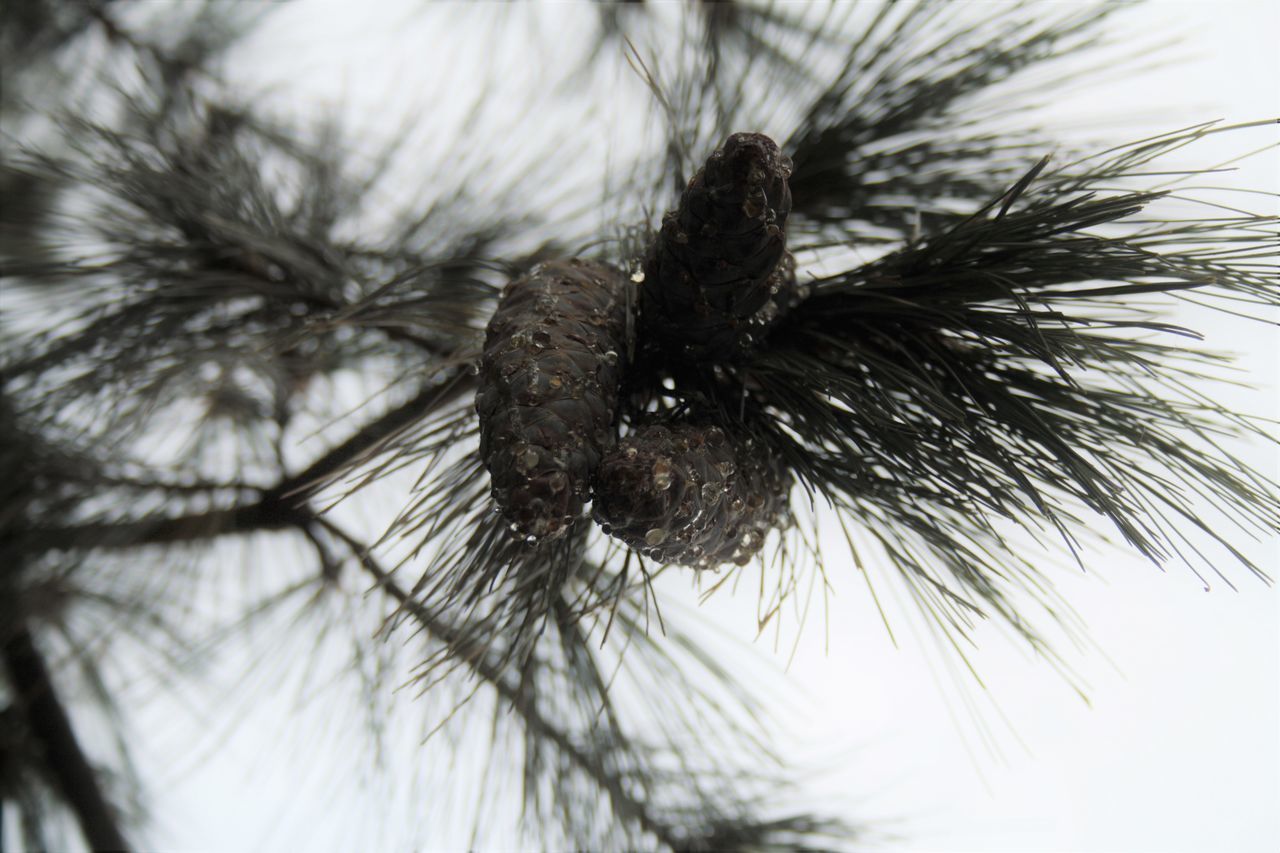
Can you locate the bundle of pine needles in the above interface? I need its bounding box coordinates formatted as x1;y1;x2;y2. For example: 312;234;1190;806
1;1;1275;850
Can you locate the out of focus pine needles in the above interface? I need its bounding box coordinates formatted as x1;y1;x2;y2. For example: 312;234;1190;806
1;1;1275;850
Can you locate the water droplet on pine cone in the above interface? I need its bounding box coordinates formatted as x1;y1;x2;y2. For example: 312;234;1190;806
477;260;629;540
645;527;668;546
513;445;538;473
594;421;792;569
652;458;673;490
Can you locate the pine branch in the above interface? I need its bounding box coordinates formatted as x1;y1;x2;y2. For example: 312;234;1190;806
12;372;475;556
322;518;689;851
317;517;857;851
4;1;1273;848
2;623;131;852
729;126;1278;652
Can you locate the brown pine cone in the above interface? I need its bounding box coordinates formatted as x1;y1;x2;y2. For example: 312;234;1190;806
641;132;795;362
476;259;629;541
592;421;792;568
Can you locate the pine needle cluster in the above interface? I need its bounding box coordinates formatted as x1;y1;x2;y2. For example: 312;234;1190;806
1;1;1275;850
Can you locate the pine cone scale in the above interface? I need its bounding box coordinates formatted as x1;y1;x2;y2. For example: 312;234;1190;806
593;422;791;568
643;133;796;360
477;259;628;540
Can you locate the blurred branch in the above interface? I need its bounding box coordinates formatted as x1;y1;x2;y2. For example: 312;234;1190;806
15;372;475;555
2;623;131;852
165;219;457;358
315;516;688;851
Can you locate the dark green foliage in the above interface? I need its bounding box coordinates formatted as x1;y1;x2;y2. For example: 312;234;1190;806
782;2;1122;240
1;1;1275;851
594;421;791;568
739;132;1278;652
354;549;862;852
477;259;630;541
2;90;506;473
641;132;795;361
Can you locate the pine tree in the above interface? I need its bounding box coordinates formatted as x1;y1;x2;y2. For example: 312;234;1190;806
2;2;1276;850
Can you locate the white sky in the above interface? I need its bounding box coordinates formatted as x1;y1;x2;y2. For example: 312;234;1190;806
88;2;1279;851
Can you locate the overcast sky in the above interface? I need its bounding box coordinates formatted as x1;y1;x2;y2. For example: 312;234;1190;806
102;2;1279;850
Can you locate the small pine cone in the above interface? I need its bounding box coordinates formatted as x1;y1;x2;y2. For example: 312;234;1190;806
592;422;792;568
476;259;629;541
642;132;794;361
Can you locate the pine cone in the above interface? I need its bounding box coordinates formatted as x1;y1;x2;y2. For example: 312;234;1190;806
476;259;629;541
642;132;795;362
593;422;792;568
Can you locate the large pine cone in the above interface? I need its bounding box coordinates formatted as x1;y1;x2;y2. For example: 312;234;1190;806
642;132;795;362
476;259;629;541
593;422;792;568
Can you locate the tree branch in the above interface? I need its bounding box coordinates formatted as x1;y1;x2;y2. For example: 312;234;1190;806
315;517;686;851
15;372;475;556
2;623;131;852
279;370;474;500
